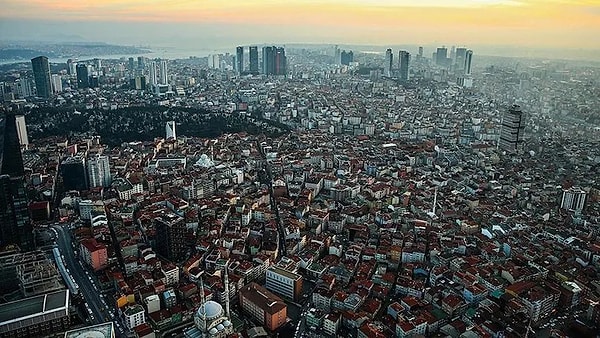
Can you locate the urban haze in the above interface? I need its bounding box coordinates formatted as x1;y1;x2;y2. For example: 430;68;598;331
0;1;599;338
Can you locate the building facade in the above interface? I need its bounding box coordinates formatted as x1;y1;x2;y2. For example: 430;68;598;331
265;266;303;301
239;282;287;331
31;56;52;98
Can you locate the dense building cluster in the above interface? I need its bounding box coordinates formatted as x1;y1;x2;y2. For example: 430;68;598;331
0;44;599;338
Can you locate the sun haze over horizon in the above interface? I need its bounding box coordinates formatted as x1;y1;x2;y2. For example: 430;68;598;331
1;0;599;50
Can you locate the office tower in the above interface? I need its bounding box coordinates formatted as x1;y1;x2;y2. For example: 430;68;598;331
560;187;587;212
274;47;287;75
236;46;244;74
128;57;135;71
51;74;62;94
249;46;259;73
132;76;147;90
137;56;145;70
262;46;274;75
13;80;34;99
399;51;410;82
464;50;473;75
159;60;168;85
499;105;525;154
384;48;393;77
262;46;286;76
450;46;456;60
94;58;102;70
166;120;176;140
61;156;88;191
87;155;111;188
341;50;354;65
148;61;158;86
0;113;33;251
76;63;89;89
436;47;448;66
154;213;187;260
15;115;28;147
66;59;76;75
30;56;52;98
455;47;467;72
418;46;424;58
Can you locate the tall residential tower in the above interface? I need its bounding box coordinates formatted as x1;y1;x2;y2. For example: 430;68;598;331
499;105;525;154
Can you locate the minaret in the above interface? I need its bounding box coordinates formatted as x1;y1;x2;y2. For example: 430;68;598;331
224;261;231;318
200;277;207;333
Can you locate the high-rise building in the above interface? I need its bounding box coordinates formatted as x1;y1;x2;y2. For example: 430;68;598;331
30;56;52;98
128;57;135;71
262;46;287;76
249;46;259;73
0;113;33;251
274;47;287;75
384;48;393;77
15;115;28;148
455;47;467;72
398;51;410;82
341;50;353;65
159;59;168;85
137;56;145;70
66;59;77;75
154;213;188;260
76;63;89;89
418;46;424;59
148;61;158;86
236;46;244;74
499;105;525;154
561;187;587;212
50;74;62;94
464;50;473;75
436;47;448;66
262;46;273;75
61;156;88;191
87;155;111;188
166;120;176;140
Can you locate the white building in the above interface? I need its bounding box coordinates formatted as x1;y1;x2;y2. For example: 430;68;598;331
166;120;176;140
148;61;158;86
51;74;62;93
561;187;587;212
123;304;145;329
145;295;161;314
159;59;168;85
265;266;303;301
87;155;111;188
15;115;28;147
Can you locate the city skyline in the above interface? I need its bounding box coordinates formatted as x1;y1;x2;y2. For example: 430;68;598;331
1;0;599;54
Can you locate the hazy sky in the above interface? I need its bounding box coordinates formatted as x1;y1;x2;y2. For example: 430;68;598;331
1;0;599;50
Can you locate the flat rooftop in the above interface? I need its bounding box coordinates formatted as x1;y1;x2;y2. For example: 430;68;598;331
64;322;115;338
0;289;69;326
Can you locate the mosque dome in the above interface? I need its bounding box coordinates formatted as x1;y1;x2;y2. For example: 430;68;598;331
196;301;223;320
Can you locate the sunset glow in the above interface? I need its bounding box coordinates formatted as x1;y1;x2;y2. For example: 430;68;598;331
1;0;598;48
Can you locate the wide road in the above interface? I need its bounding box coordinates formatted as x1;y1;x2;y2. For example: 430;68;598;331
54;224;128;337
259;143;287;258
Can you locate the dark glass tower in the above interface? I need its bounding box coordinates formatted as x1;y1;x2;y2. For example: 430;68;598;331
236;46;244;74
499;105;525;154
399;51;410;82
0;112;33;251
31;56;52;98
249;46;259;74
76;63;89;89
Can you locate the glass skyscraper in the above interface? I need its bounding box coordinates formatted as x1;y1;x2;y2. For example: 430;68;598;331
31;56;52;98
0;112;33;251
